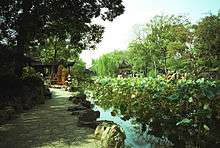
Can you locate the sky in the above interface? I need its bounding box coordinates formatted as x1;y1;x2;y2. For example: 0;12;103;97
80;0;220;67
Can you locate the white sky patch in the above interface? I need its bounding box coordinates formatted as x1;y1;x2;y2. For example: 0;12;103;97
80;0;220;68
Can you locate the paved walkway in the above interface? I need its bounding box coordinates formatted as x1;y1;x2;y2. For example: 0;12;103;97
0;88;100;148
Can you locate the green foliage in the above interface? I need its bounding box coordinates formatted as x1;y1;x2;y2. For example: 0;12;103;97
194;12;220;78
19;72;50;110
21;66;44;88
22;66;36;77
127;41;150;75
36;36;81;64
92;50;127;77
91;13;219;79
0;46;16;77
1;0;124;75
88;77;220;147
71;59;86;76
71;59;89;86
176;118;192;126
22;73;44;88
195;12;220;58
93;14;194;77
0;67;50;114
127;15;192;76
0;74;23;96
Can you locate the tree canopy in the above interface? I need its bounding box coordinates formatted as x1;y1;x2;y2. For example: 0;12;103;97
92;50;127;77
0;0;125;75
88;13;220;148
194;12;220;74
92;13;219;79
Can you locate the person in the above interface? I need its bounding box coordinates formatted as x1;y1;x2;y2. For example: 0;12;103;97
66;74;72;91
67;74;71;82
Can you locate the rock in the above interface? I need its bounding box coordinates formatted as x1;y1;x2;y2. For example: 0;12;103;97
111;111;117;117
81;100;94;109
69;96;82;104
75;93;87;100
67;104;87;112
23;104;32;110
71;110;86;115
78;109;100;122
0;106;16;123
77;120;101;129
71;94;93;108
71;94;86;104
69;96;74;101
95;121;115;139
44;88;52;99
65;86;71;91
95;121;126;148
77;109;100;129
69;96;77;101
70;86;81;92
72;98;82;104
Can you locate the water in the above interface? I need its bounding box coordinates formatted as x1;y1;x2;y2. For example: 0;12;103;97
93;106;152;148
86;91;172;148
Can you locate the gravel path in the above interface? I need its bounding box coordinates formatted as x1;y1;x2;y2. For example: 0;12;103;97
0;88;100;148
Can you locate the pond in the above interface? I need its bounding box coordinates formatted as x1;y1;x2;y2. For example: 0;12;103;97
86;91;172;148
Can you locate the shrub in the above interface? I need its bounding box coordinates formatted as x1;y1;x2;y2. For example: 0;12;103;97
89;77;220;147
0;74;23;96
0;67;49;116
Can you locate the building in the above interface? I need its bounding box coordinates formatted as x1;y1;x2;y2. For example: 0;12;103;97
117;59;132;77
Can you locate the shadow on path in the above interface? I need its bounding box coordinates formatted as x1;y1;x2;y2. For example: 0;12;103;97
0;88;100;148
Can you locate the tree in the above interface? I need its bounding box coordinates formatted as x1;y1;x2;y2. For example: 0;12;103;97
146;15;192;74
127;41;150;75
194;12;220;78
36;36;80;64
127;15;192;76
0;0;125;75
92;50;127;77
70;59;88;85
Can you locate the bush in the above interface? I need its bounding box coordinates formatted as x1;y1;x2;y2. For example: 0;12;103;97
22;66;37;77
0;67;50;123
21;70;50;106
89;76;220;147
0;74;23;96
0;47;16;77
22;73;44;88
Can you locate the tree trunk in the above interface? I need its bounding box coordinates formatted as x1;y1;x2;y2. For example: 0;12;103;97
153;60;157;77
51;43;58;77
15;1;32;76
163;48;167;74
15;33;25;76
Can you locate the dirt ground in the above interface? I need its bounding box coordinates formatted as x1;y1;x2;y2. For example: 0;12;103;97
0;88;100;148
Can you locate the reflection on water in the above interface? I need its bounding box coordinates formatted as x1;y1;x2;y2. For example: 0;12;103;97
93;106;152;148
87;91;172;148
93;106;172;148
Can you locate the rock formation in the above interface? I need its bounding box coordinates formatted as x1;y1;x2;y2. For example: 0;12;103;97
95;121;126;148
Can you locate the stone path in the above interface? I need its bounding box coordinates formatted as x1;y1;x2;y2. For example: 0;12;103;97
0;88;100;148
